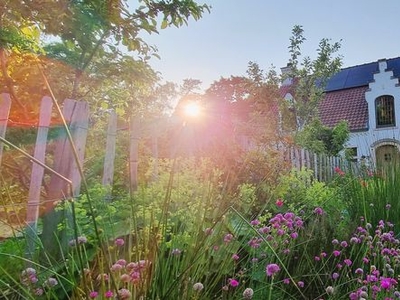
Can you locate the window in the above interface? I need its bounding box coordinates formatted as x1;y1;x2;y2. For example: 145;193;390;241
376;95;395;127
346;147;358;162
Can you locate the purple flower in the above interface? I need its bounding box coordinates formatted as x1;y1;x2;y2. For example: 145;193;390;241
250;219;260;226
229;278;239;287
34;288;44;296
283;278;290;284
44;277;58;287
266;263;280;277
116;259;127;266
297;281;304;288
333;250;341;257
332;272;339;280
314;207;324;215
290;232;298;239
111;263;123;272
89;291;98;298
380;277;391;290
105;290;113;298
232;254;239;261
114;238;125;246
248;238;261;248
118;288;131;299
224;233;233;243
344;259;352;266
355;268;364;275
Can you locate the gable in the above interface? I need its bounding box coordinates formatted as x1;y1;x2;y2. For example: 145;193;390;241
326;57;400;92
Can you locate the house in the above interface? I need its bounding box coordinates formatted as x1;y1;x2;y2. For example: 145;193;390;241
281;57;400;168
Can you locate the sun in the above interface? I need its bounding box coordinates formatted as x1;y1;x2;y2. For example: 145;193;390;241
183;102;202;118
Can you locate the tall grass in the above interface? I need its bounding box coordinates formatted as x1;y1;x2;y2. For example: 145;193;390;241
3;158;400;299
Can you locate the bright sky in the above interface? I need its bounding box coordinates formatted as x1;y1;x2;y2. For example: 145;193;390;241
142;0;400;90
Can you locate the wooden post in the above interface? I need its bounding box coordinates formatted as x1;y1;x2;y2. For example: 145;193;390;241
25;97;53;260
129;117;140;191
68;101;89;197
151;121;159;182
102;111;117;195
40;99;80;263
0;93;11;167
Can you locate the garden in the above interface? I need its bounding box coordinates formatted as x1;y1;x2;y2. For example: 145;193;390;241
2;151;400;299
2;1;400;299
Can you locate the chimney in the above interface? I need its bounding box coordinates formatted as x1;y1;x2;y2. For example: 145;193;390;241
281;63;294;86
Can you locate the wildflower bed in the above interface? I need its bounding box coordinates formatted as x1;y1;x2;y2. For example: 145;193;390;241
2;162;400;299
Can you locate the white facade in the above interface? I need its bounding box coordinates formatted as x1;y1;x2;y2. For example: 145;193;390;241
346;59;400;166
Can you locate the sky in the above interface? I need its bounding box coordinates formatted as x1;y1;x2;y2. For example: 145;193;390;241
140;0;400;90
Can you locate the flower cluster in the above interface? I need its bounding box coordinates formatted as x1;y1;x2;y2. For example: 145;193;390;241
20;267;58;297
321;218;400;299
86;239;151;299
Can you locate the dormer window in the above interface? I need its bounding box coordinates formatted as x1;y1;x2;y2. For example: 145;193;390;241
376;95;395;127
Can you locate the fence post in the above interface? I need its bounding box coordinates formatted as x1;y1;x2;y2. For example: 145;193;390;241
68;101;89;197
40;99;83;263
25;97;53;260
129;117;140;192
0;93;11;167
102;110;117;196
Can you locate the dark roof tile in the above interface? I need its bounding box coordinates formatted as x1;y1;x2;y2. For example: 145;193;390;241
319;86;369;131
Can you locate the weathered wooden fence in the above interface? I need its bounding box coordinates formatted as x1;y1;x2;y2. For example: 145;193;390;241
287;147;357;182
0;93;140;262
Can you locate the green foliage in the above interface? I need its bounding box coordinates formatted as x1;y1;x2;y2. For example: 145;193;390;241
295;119;349;156
341;166;400;229
283;25;343;131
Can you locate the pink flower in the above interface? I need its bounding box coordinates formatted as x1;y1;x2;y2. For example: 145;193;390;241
118;288;131;299
105;290;113;298
89;291;98;298
283;278;290;284
333;250;341;257
334;167;345;176
314;207;324;215
229;278;239;287
114;238;124;246
297;281;304;288
232;254;239;261
224;234;233;243
276;199;284;207
266;263;280;277
381;277;391;290
344;259;352;266
250;219;260;226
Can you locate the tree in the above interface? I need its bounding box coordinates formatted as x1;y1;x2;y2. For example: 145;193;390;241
1;0;211;109
295;119;349;156
282;25;342;131
280;25;347;155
